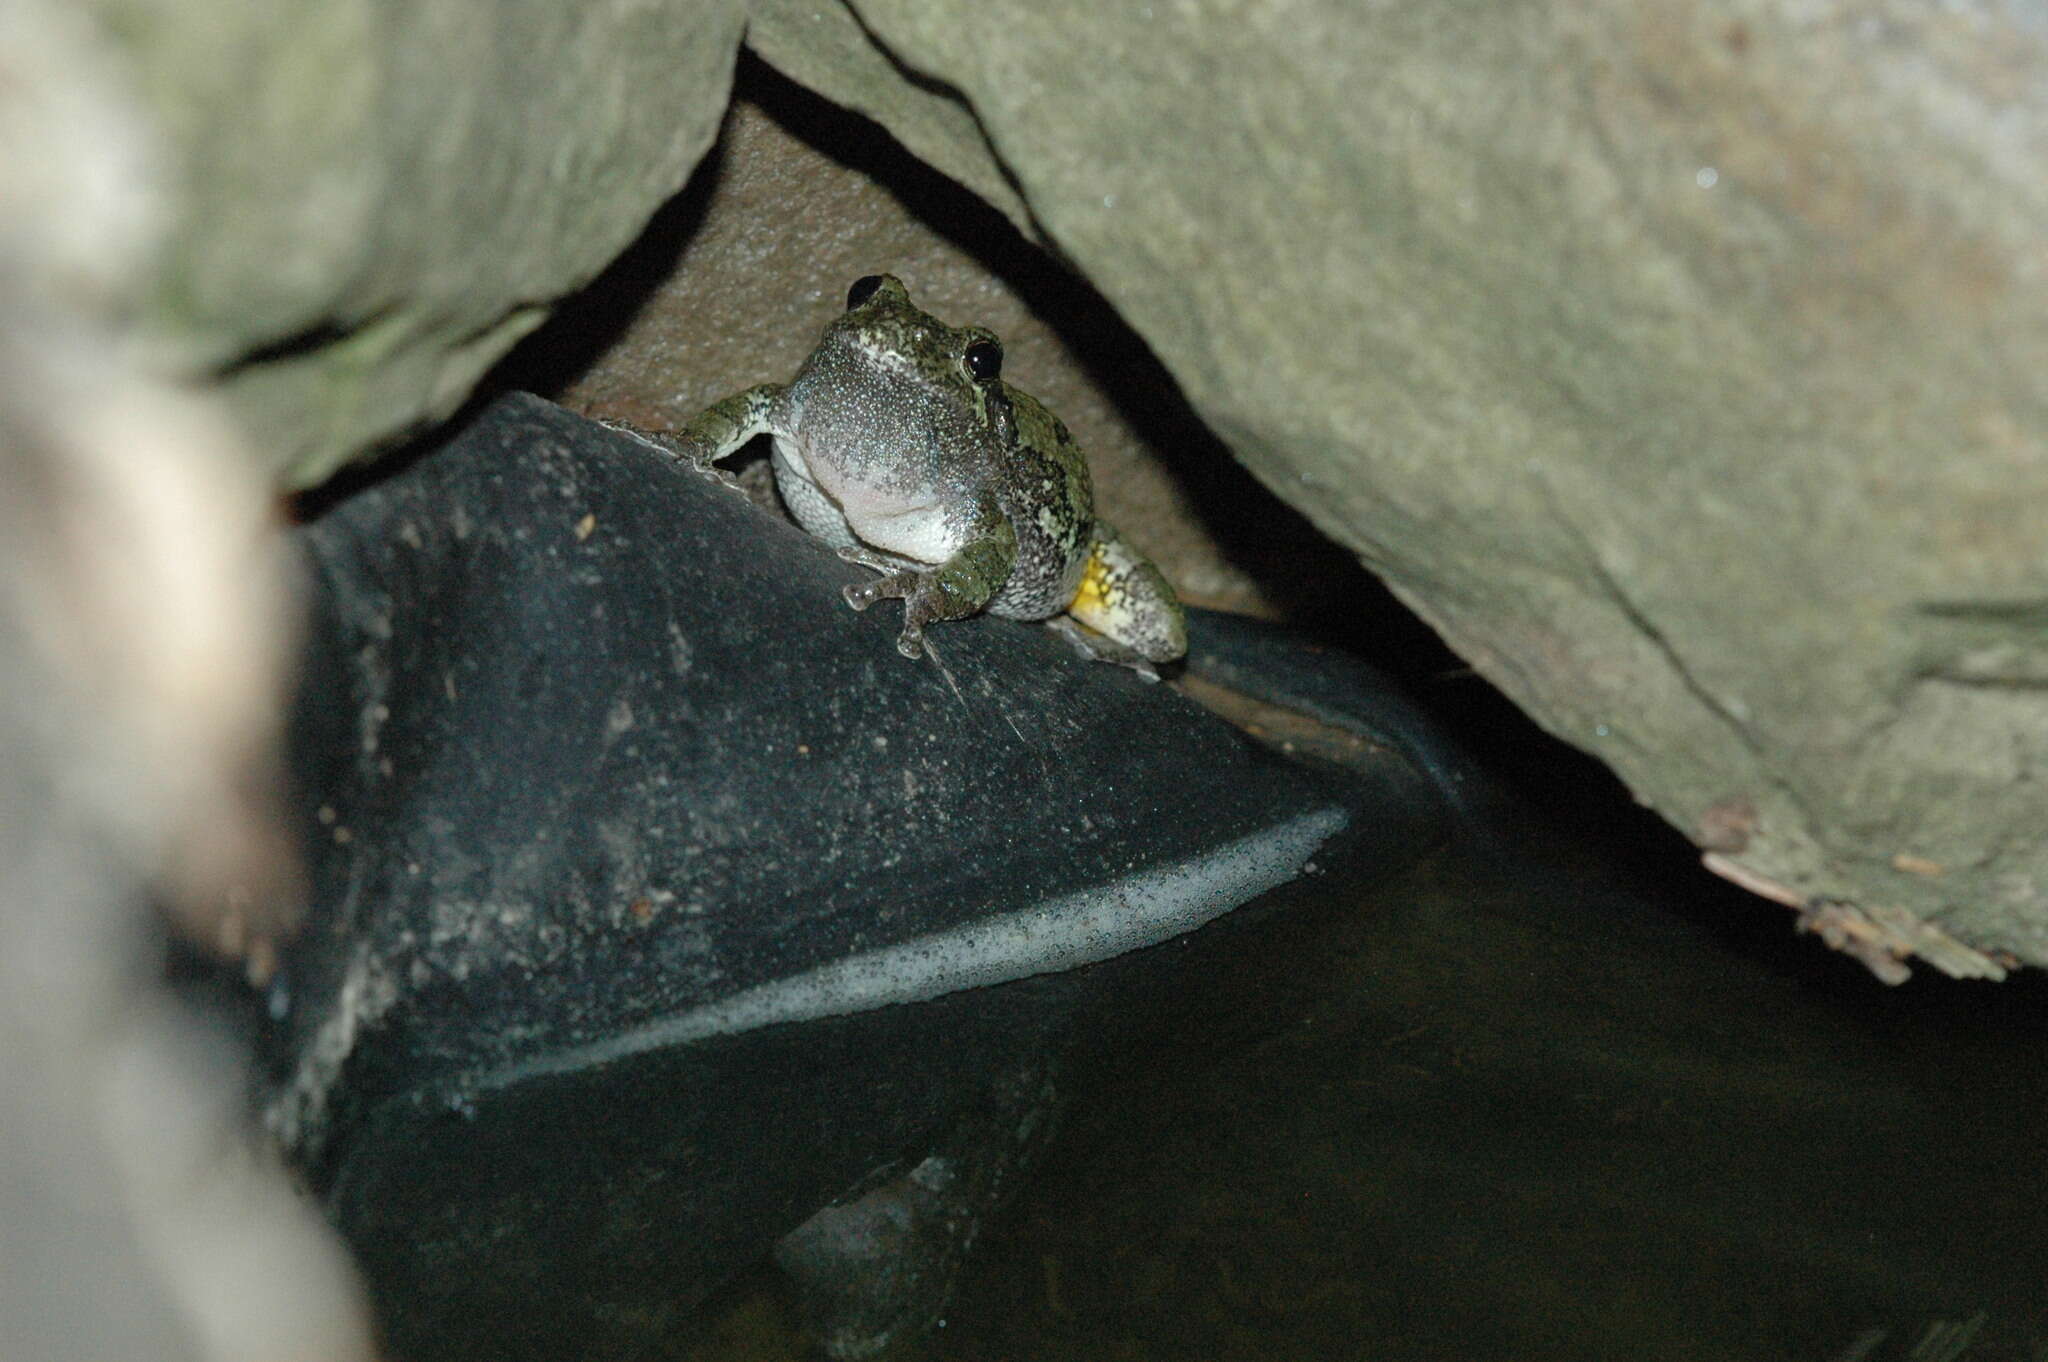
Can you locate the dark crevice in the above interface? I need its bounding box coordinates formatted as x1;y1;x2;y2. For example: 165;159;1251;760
220;315;380;375
480;139;720;399
1914;596;2048;623
810;4;1052;247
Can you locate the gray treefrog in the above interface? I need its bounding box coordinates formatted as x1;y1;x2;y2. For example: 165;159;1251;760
618;274;1186;677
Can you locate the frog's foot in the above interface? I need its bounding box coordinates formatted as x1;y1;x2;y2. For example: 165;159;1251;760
840;563;930;659
835;543;908;574
1045;615;1162;682
599;419;748;494
837;526;1014;663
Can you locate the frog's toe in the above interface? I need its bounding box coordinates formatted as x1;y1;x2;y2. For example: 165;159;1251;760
845;568;918;613
895;627;926;660
836;544;902;574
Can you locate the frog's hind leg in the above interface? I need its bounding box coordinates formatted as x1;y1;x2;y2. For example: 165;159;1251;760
1056;519;1187;676
1045;616;1164;682
840;514;1018;660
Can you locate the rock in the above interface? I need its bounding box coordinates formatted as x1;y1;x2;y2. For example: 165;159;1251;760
743;1;2048;974
74;0;743;487
0;12;372;1354
271;394;1452;1358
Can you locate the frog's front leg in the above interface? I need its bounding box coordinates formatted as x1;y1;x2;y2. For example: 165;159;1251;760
840;515;1019;659
604;384;786;490
1051;518;1188;678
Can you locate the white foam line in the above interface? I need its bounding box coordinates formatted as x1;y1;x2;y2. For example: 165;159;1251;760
493;805;1348;1086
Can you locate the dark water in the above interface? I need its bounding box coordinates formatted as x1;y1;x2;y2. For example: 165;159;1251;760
674;811;2048;1362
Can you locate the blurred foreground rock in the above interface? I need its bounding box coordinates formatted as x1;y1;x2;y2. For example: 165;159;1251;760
0;8;371;1355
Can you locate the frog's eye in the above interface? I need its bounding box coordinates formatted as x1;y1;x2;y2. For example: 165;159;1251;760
964;339;1003;382
846;275;886;309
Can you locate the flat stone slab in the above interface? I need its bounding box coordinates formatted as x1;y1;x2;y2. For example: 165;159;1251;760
268;393;1448;1359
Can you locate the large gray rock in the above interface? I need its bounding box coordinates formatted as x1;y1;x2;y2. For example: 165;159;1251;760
743;0;2048;977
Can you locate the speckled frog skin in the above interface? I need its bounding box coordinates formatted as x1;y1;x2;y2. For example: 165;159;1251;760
630;274;1186;676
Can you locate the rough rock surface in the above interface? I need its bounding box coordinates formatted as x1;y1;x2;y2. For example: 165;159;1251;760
742;0;2048;976
275;394;1445;1360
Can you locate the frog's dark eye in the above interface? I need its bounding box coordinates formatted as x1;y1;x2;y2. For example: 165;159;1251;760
846;275;886;309
964;339;1003;382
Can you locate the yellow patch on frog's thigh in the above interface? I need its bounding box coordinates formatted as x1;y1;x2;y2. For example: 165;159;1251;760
1066;541;1122;632
1061;529;1185;665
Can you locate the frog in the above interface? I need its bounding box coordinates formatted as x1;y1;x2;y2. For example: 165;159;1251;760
616;274;1186;678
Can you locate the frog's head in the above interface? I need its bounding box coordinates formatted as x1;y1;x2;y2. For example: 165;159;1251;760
817;274;1010;418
